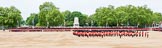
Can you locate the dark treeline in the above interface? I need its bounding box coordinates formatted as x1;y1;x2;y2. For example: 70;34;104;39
1;2;162;28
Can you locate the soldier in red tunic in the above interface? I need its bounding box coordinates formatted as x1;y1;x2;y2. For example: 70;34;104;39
77;32;81;37
135;31;138;37
117;31;120;37
119;32;122;38
139;31;141;37
101;32;104;38
142;31;144;37
124;31;127;36
115;31;118;37
147;32;149;38
145;32;149;38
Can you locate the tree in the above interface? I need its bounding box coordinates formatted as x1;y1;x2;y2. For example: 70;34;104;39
91;5;162;28
0;6;22;28
92;5;115;26
26;13;38;26
6;6;22;27
46;9;64;26
37;2;64;27
62;10;71;26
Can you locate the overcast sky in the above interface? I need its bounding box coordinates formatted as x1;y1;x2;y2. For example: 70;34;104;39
0;0;161;20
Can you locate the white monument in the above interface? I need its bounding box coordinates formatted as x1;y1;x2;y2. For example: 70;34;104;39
159;24;162;28
73;17;79;28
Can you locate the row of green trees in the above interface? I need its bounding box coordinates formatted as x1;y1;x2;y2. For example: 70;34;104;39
0;6;23;28
89;5;162;27
27;2;162;27
26;2;88;27
1;2;162;28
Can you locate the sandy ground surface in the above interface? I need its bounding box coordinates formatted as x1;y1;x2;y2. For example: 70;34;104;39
0;30;162;48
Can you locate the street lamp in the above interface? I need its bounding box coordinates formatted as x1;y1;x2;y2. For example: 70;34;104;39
32;19;34;28
64;20;65;27
32;15;36;28
86;23;88;26
106;21;108;27
17;21;19;28
47;21;49;28
91;20;93;27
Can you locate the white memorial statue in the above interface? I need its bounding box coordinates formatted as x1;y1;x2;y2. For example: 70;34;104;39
73;17;79;28
159;24;162;28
